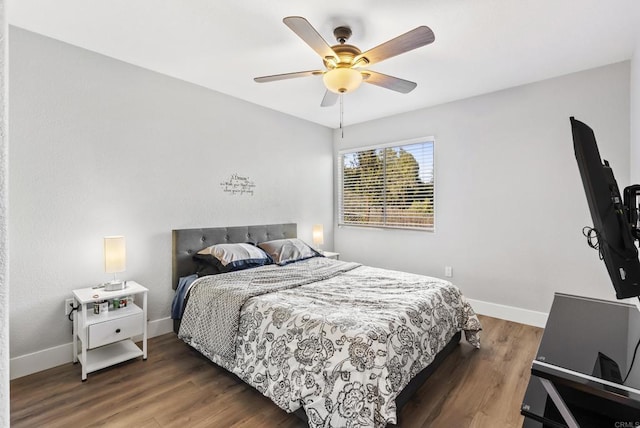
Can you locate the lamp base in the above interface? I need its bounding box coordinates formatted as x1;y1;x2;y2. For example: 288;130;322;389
104;280;126;291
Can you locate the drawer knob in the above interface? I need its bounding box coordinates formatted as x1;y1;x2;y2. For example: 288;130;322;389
115;328;121;334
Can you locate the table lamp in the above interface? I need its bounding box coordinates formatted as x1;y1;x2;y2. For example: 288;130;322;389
104;236;126;291
312;224;324;252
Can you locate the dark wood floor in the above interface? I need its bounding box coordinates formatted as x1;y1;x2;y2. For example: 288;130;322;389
10;315;542;427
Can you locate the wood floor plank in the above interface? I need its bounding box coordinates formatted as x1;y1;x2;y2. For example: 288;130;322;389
11;315;542;427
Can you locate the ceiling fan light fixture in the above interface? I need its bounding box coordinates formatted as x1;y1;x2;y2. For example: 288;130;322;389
352;57;369;68
323;68;363;94
324;56;338;69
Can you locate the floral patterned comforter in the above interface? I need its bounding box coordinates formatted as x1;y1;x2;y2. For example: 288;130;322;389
179;257;481;428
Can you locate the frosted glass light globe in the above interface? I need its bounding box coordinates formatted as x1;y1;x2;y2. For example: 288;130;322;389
323;68;363;94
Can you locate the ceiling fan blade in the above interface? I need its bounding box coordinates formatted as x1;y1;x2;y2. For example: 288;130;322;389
354;26;435;67
254;70;323;83
362;70;417;94
320;90;339;107
283;16;339;62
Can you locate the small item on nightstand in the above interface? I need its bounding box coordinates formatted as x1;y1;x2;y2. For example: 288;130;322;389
104;280;126;291
93;300;108;315
110;297;128;310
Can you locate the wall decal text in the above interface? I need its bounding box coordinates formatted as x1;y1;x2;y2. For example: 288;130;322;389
221;173;256;196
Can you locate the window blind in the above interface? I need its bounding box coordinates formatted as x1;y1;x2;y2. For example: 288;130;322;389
339;139;434;230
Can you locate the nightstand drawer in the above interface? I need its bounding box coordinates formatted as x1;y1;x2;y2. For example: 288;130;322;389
88;312;143;349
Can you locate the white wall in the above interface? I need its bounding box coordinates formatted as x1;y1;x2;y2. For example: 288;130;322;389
9;27;333;373
0;0;9;424
631;34;640;184
334;62;631;317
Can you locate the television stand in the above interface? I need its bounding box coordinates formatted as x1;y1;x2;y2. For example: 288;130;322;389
521;293;640;427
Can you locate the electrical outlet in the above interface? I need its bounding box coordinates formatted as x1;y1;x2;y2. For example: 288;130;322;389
65;298;74;316
444;266;453;278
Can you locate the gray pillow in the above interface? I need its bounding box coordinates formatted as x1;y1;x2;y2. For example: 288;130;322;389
195;243;271;273
258;238;319;265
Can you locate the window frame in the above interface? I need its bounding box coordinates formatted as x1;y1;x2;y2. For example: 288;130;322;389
337;136;436;232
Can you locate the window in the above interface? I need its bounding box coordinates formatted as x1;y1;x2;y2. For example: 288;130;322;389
339;137;435;230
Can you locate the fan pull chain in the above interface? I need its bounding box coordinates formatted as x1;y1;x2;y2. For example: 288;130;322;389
340;93;344;138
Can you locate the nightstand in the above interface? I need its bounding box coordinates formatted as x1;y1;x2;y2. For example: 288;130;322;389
72;281;148;381
321;251;340;260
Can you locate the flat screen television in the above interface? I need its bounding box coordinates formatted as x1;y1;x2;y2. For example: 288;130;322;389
571;117;640;299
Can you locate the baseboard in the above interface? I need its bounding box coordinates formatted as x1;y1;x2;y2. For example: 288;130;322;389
146;316;174;339
10;342;73;380
467;298;548;328
10;317;174;380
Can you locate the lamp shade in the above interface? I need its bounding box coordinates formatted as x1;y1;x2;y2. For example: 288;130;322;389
323;68;363;94
104;236;126;273
312;224;324;246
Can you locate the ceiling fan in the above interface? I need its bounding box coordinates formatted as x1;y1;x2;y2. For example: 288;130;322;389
254;16;435;107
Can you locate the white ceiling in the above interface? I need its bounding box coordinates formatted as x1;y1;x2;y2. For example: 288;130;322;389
8;0;640;128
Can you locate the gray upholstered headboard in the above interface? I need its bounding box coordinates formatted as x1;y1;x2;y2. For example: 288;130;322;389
171;223;297;289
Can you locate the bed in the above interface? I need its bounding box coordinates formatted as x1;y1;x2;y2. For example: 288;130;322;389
172;223;481;427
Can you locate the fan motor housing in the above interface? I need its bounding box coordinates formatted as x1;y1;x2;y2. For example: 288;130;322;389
324;44;362;68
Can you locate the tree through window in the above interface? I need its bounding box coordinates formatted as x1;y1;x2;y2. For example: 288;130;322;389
339;138;434;230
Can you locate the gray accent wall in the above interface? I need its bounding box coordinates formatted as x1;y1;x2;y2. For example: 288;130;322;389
9;27;333;361
334;62;631;314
